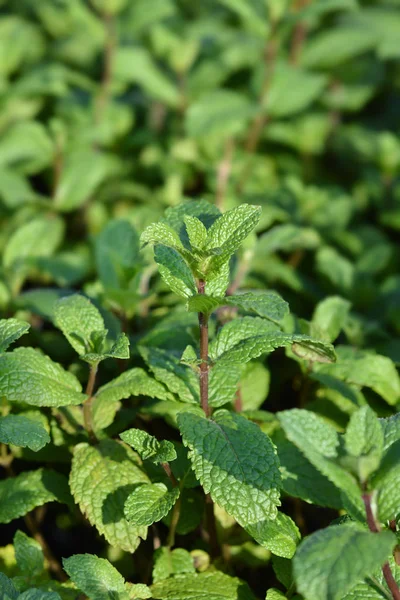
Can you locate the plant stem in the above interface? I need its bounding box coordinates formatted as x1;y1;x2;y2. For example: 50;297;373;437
83;363;98;444
362;493;400;600
289;0;311;65
197;279;210;417
215;138;234;211
166;495;181;549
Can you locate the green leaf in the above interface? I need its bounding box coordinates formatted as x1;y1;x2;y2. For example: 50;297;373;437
162;488;204;535
177;409;281;531
274;431;343;509
140;222;186;254
186;295;222;315
0;319;30;352
95;219;140;290
210;316;279;360
0;121;53;175
344;406;384;482
278;409;364;518
125;583;152;599
225;292;289;324
380;413;400;451
311;296;351;342
82;332;130;364
204;204;261;273
154;245;197;299
0;572;18;600
139;346;199;405
301;27;377;69
266;591;286;600
63;554;129;600
3;215;64;271
0;414;50;452
291;338;337;364
185;90;256;139
124;483;180;526
371;440;400;522
184;216;207;250
316;348;400;405
266;64;327;117
0;468;71;523
293;524;396;600
246;511;300;559
14;531;44;576
153;547;195;583
69;440;149;552
54;294;105;356
151;571;256;600
0;347;86;407
120;429;177;464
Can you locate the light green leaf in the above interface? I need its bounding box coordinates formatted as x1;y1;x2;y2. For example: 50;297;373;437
120;429;176;464
0;347;86;407
54;294;105;356
371;440;400;522
246;511;300;559
63;554;129;600
0;414;50;452
125;483;180;526
14;531;44;576
208;361;242;408
312;296;351;342
139;346;199;405
184;216;207;250
95;219;140;290
316;348;400;405
210;316;279;360
293;524;396;600
125;583;152;599
345;406;384;482
18;590;62;600
151;571;256;600
177;409;281;531
82;333;130;364
258;224;321;254
54;150;120;212
205;262;230;297
266;590;286;600
225;292;289;324
0;121;53;175
380;413;400;451
291;338;336;364
0;319;30;352
3;215;64;270
141;222;186;254
204;204;261;273
301;27;377;69
278;409;363;518
0;468;71;523
69;440;149;552
187;295;222;315
266;65;327;117
153;547;195;583
154;245;197;299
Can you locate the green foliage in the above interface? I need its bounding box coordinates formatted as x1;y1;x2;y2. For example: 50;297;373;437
1;1;400;598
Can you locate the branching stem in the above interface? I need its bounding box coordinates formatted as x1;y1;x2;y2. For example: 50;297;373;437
362;493;400;600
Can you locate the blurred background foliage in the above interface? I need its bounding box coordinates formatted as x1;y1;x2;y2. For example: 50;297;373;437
1;0;400;360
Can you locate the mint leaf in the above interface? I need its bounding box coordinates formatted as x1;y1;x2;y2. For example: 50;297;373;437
82;332;130;364
266;591;286;600
178;409;281;531
140;222;186;254
316;348;400;405
125;583;152;599
151;571;256;600
371;440;400;522
63;554;129;600
204;204;261;272
0;347;86;407
54;294;105;356
344;406;384;482
278;409;364;518
0;573;18;600
154;245;197;299
69;440;149;552
210;317;279;360
0;414;50;451
380;413;400;451
94;219;140;290
293;524;396;600
0;318;30;352
14;530;44;576
311;296;351;342
0;469;71;523
225;292;289;324
184;216;207;250
153;547;195;583
140;346;199;404
187;295;222;315
124;483;180;526
246;511;300;559
120;429;177;464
